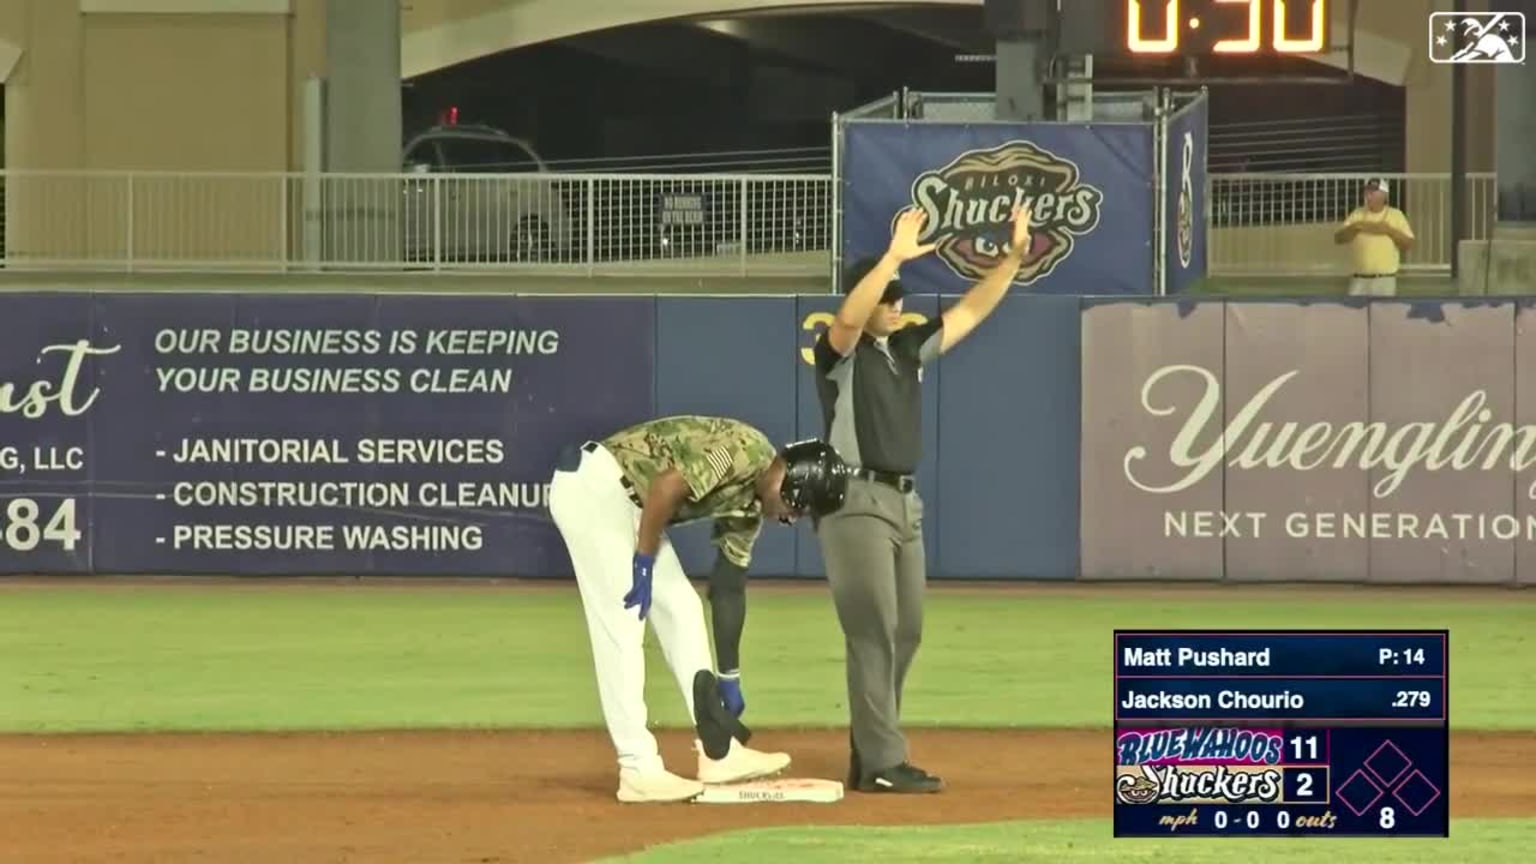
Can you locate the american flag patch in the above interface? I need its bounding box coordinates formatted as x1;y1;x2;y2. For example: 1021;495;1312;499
704;447;733;483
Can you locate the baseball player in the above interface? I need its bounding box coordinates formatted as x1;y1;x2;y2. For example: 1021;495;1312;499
548;415;850;803
813;204;1032;794
1334;178;1415;297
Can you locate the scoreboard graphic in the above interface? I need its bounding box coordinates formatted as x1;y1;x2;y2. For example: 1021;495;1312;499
1112;631;1449;837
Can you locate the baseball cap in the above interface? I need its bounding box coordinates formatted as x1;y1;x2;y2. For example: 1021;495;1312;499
1364;178;1390;196
843;256;905;305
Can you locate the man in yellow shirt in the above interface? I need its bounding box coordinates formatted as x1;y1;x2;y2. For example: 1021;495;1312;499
1333;178;1415;296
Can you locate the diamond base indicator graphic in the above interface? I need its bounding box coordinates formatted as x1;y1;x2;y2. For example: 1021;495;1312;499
1335;734;1446;826
1113;631;1449;838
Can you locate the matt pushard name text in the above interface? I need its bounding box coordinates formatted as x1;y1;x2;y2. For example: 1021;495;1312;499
1123;647;1272;669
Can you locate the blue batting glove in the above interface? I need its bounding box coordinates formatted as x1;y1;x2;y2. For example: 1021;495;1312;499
717;673;745;717
625;553;655;620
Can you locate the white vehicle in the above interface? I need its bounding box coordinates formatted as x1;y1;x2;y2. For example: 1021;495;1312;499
400;124;575;262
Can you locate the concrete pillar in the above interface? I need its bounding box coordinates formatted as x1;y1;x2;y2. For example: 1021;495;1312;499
324;0;401;171
1457;1;1536;293
994;38;1046;121
322;0;402;263
1494;54;1536;223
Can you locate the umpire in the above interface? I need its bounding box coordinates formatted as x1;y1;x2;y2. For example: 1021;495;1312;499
812;204;1032;793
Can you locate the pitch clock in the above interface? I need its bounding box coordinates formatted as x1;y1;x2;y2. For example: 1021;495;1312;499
1121;0;1329;55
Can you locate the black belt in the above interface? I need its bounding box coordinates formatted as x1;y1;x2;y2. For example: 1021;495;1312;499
855;468;915;493
582;441;644;507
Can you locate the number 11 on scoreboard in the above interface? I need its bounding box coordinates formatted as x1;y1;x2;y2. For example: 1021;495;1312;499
1292;734;1319;761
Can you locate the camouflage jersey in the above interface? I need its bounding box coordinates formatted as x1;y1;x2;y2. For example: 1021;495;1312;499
601;415;777;568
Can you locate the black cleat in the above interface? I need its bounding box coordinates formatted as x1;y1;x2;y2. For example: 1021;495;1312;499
691;670;751;760
857;762;945;794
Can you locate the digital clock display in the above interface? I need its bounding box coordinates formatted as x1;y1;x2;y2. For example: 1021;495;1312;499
1122;0;1329;55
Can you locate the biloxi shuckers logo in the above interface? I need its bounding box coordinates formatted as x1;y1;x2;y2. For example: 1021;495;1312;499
905;140;1103;285
1114;764;1284;806
1117;728;1285;766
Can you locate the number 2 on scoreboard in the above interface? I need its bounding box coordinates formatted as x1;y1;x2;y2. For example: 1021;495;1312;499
1393;690;1432;709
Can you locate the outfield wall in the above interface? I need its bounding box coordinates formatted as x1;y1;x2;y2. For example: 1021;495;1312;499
2;291;1533;586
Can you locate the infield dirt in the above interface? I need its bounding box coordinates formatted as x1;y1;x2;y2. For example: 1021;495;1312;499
3;728;1532;863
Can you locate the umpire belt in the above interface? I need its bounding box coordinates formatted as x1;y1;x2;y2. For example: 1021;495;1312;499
854;467;915;493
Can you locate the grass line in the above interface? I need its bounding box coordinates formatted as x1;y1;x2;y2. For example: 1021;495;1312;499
601;817;1534;864
1;585;1531;732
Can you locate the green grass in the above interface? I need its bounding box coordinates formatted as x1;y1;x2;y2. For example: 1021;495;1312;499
4;582;1531;862
1;583;1532;732
603;818;1534;863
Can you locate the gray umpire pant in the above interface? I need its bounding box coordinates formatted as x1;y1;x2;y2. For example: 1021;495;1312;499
815;476;926;777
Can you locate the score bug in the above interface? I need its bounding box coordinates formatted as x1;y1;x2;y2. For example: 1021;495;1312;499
1125;0;1328;54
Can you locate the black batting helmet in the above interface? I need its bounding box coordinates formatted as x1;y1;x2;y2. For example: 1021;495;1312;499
777;439;850;518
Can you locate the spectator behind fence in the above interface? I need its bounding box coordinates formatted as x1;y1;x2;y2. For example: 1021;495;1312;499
1333;178;1415;297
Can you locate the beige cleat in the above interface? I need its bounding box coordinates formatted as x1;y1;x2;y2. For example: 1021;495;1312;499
616;767;706;803
695;738;792;785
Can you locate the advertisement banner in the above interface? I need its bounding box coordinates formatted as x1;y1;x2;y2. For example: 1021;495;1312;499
1363;302;1516;584
1080;299;1530;585
1221;301;1370;582
1079;299;1226;580
840;121;1155;296
1514;301;1536;586
1163;94;1209;294
0;294;102;574
0;292;656;576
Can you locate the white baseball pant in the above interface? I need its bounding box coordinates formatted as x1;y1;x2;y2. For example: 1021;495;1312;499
548;442;715;774
1348;274;1397;296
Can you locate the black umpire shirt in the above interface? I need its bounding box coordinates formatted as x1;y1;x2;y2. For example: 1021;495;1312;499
812;319;943;476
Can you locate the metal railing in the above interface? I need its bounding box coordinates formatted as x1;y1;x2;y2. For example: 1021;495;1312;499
0;169;1499;279
541;147;832;174
1209;172;1499;276
0;170;831;276
1208;114;1405;173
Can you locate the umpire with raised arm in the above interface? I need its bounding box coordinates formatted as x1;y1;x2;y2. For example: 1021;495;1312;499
812;204;1032;794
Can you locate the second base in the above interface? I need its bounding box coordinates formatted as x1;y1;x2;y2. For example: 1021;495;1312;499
694;777;844;804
